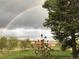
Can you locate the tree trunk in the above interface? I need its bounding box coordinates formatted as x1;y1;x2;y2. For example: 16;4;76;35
71;33;78;59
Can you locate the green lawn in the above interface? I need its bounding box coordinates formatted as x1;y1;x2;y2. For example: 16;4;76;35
52;50;72;59
0;50;36;59
0;49;72;59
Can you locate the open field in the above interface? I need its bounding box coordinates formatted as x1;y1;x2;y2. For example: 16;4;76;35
0;50;35;59
0;49;72;59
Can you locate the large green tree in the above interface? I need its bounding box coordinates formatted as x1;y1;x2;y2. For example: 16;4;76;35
43;0;79;59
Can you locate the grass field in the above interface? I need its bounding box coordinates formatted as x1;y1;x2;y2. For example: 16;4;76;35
0;49;36;59
0;49;72;59
52;50;72;59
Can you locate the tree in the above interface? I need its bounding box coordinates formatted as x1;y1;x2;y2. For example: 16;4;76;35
7;37;18;50
43;0;79;59
25;39;31;48
20;39;31;50
0;36;7;50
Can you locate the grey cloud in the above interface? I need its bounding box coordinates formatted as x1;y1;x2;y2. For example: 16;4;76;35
7;6;48;29
1;0;45;14
0;0;47;28
0;0;10;8
0;10;15;28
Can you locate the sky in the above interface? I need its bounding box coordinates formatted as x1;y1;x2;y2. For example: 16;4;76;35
0;0;53;40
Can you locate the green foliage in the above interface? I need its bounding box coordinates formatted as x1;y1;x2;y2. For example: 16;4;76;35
20;39;31;50
43;0;79;38
7;37;18;50
0;36;7;50
43;0;79;58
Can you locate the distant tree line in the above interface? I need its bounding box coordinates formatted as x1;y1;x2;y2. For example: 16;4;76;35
0;36;31;51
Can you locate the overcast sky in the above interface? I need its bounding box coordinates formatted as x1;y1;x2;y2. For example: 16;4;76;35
0;0;53;39
0;0;46;28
